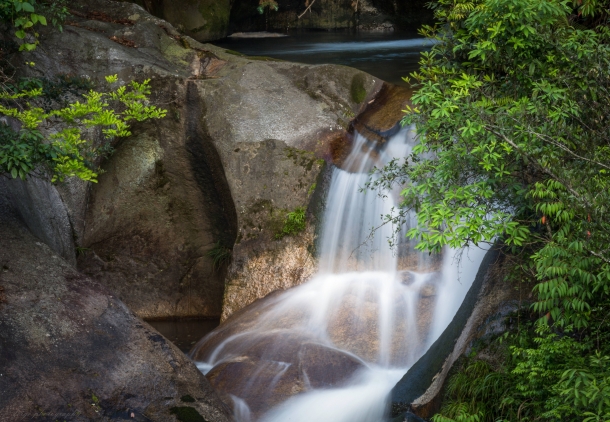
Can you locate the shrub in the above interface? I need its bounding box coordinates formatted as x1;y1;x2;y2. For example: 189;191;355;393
0;75;166;183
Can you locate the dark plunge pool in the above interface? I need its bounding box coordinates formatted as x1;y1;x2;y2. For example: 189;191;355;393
147;319;220;353
213;31;434;85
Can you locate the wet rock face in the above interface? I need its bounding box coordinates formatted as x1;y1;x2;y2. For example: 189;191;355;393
351;83;413;143
0;204;231;422
199;329;367;419
205;342;366;419
331;83;413;171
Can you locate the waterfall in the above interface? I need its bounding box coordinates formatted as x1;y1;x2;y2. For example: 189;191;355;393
190;126;486;422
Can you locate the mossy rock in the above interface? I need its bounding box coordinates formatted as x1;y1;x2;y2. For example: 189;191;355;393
350;73;367;104
128;0;231;41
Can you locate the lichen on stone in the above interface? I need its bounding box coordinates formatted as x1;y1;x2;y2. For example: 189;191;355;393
350;73;367;104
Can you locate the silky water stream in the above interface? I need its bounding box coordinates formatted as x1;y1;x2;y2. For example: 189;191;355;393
190;127;486;422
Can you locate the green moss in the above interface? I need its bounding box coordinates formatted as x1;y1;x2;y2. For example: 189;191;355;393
170;406;207;422
180;37;191;49
285;147;319;172
196;0;230;36
350;73;367;104
308;182;317;196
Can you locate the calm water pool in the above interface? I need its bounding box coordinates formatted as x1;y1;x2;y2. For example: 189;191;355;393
213;31;433;85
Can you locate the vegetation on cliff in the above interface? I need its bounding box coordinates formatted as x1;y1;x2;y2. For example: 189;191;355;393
0;2;166;183
375;0;610;419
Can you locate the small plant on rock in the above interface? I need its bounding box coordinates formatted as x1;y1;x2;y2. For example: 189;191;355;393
206;242;232;271
275;207;306;239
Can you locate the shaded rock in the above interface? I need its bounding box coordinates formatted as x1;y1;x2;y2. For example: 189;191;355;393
0;200;231;422
0;177;75;265
391;411;427;422
122;0;231;41
14;0;235;319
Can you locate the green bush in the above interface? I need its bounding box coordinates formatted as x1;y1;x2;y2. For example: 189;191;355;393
373;0;610;419
435;323;610;421
0;75;166;182
0;2;165;184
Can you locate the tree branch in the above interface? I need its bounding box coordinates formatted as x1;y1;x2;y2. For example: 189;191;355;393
298;0;317;18
512;121;610;171
587;248;610;265
484;125;593;209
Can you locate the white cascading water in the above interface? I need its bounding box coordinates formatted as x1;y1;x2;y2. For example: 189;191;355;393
190;126;487;422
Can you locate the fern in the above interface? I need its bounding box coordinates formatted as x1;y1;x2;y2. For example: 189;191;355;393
206;242;232;271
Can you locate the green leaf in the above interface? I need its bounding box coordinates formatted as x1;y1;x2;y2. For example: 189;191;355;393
21;2;35;13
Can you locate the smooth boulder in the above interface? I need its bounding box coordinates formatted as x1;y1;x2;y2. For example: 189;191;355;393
0;198;232;422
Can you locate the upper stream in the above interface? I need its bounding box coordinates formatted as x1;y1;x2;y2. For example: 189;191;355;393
189;127;487;421
214;32;434;85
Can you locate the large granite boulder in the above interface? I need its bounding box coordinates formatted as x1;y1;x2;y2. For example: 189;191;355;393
18;0;236;319
8;0;383;320
0;197;231;422
205;334;366;419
